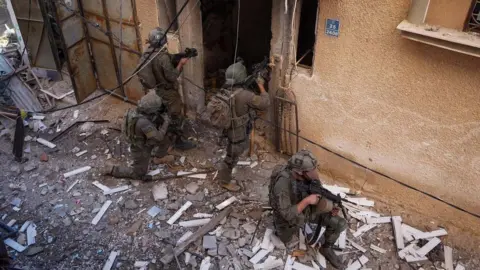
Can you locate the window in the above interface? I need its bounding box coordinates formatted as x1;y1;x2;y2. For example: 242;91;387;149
296;0;319;67
467;1;480;32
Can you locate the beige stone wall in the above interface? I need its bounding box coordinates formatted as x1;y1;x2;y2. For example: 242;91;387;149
135;0;158;51
290;0;480;219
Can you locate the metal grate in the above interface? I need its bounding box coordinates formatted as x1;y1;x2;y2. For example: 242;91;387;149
467;0;480;32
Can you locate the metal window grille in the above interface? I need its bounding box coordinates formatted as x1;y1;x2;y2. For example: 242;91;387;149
467;0;480;32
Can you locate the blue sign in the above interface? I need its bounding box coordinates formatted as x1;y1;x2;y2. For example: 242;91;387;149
325;19;340;37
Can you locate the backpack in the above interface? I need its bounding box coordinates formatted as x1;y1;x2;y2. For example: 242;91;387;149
268;165;289;211
122;108;139;142
199;88;249;130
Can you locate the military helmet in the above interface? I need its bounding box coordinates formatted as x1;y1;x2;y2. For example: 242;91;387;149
225;60;247;85
288;150;318;172
147;27;167;48
137;91;164;115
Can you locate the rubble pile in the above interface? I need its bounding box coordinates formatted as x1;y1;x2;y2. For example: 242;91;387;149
0;110;477;270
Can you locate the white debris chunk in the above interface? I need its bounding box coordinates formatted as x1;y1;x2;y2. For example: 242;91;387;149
315;250;327;269
455;264;465;270
415;237;441;257
31;115;45;120
392;216;405;249
179;218;211;227
19;221;32;233
405;255;429;263
370;244;386;254
200;256;212;270
36;138;56;148
92;181;111;192
346;238;367;253
73;110;79;119
414;229;448;240
92;200;112;225
104;185;130;195
194;213;214;218
284;255;295;270
147;169;161;176
4;238;26;252
102;251;118;270
184;252;191;264
251;239;262;254
216;196;237;210
26;223;37;246
176;231;193;246
291;261;317;270
64;166;91;178
254;256;284;270
299;228;307;250
6;220;16;227
338;231;346;249
261;228;273;250
75;150;88;157
353;224;377;238
444;246;454;270
250;161;258;168
177;171;208;179
134;261;149;268
270;233;286;249
345;255;369;270
152;183;168;201
237;161;251;166
66;179;79;192
398;243;418;259
167;201;192;225
249;249;270;264
367;216;392;224
402;224;424;242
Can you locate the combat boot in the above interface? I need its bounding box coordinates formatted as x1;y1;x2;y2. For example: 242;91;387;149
221;182;241;192
174;137;197;150
319;246;343;269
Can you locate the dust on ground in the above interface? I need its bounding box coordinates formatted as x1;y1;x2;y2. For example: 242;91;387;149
0;93;479;269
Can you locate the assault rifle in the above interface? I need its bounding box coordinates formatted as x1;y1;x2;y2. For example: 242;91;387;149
243;57;271;93
171;48;198;67
297;179;349;220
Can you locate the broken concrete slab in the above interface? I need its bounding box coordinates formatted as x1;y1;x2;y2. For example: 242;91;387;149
167;201;192;225
147;206;165;218
36;138;56;149
104;185;130;195
414;229;448;240
185;182;199;194
203;235;217;249
216;196;237;210
152;183;168;201
392;216;405;250
218;242;227;256
4;238;27;252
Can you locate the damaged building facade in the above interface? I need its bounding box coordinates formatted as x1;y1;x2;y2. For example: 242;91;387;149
148;0;480;236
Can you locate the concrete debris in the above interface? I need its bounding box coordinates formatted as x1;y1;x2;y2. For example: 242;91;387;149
250;161;258;168
178;171;208;179
249;249;270;264
133;261;149;268
353;224;377;238
24;163;37;172
26;223;37;246
126;220;143;236
216;196;237;210
414;228;448;239
147;168;161;176
76;150;88;157
179;156;186;164
241;222;256;233
9;183;27;191
392;216;405;249
124;200;138;210
444;245;454;270
25;246;44;256
415;237;441;257
102;251;118;270
223;228;241;240
64;166;91;178
370;244;386;254
66;179;79;193
254;256;284;269
19;221;32;233
177;231;193;246
455;264;465;270
4;238;26;252
346;238;367;253
92;200;112;225
193;213;213;218
71;147;80;153
185;182;200;194
367;216;392;224
147;206;164;218
36;138;56;149
167;201;192;225
345;255;369;270
291;261;317;270
299;228;307;250
179;218;211;227
270;233;286;249
237;161;251;166
11;197;22;207
262;228;274;250
104;185;130;195
218;242;227;256
203;235;217;249
200;256;212;270
6;219;16;227
73;110;79;119
93;181;111;193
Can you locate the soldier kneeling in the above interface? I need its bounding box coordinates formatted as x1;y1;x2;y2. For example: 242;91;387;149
103;91;171;180
268;150;347;269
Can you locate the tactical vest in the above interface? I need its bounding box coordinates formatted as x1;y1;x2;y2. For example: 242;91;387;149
268;165;291;212
122;109;146;144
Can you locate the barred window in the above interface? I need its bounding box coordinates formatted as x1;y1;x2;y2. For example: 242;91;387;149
467;0;480;32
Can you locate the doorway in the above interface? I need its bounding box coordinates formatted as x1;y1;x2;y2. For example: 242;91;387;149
200;0;272;87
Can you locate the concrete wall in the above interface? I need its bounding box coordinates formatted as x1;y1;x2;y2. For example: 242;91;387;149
135;0;158;50
288;0;480;235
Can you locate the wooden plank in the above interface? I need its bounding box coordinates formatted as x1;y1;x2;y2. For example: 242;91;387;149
415;237;441;257
392;216;405;249
167;201;192;225
102;251;118;270
92;200;112;225
444;246;454;270
160;207;232;264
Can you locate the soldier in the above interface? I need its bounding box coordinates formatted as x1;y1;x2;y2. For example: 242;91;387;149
137;27;195;150
103;92;171;180
216;61;270;192
268;150;347;269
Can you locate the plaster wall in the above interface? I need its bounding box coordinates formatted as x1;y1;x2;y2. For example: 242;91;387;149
289;0;480;229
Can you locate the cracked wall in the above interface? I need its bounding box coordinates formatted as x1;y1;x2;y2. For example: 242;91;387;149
288;0;480;230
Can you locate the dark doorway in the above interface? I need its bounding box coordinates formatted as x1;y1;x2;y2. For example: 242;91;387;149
296;0;319;67
201;0;272;85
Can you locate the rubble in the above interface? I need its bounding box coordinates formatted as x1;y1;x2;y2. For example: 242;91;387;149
152;183;168;201
64;166;91;178
167;201;192;225
92;200;112;225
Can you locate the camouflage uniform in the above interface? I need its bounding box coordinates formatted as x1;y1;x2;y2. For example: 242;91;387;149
107;92;171;180
137;28;186;147
269;150;346;268
215;62;270;188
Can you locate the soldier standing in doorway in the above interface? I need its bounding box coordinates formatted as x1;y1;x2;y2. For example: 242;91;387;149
269;150;347;269
137;27;196;150
216;61;270;191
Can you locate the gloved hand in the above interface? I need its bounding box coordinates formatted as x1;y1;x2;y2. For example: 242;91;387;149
256;76;265;86
161;113;171;124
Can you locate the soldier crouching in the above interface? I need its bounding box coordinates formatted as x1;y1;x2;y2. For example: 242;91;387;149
268;150;347;269
103;91;172;180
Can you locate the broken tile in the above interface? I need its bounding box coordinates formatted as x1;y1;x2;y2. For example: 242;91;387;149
203;235;217;249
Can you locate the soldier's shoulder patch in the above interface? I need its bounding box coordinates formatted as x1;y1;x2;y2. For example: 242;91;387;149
252;95;262;106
